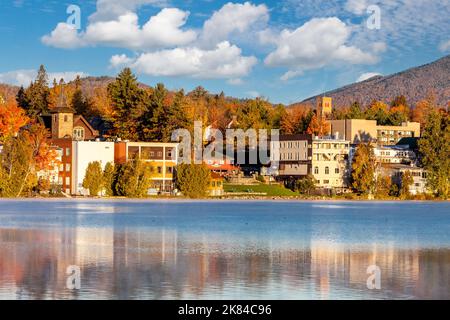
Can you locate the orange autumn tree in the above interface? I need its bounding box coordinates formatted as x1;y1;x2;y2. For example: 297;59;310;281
280;104;309;134
0;98;29;141
0;99;57;197
306;113;330;137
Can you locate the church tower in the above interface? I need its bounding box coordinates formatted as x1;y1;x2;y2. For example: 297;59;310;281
51;80;75;139
317;96;332;119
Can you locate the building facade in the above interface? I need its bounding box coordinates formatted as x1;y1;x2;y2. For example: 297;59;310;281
114;141;178;193
330;119;421;145
72;141;115;195
374;145;416;164
312;137;350;189
270;134;350;189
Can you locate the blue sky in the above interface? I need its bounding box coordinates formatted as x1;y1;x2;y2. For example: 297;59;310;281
0;0;449;104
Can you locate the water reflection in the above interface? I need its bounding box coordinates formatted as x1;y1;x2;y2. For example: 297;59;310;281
0;200;449;300
0;227;449;299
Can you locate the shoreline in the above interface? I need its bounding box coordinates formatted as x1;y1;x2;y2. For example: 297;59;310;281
0;196;448;203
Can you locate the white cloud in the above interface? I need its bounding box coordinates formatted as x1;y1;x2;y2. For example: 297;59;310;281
200;2;269;47
0;70;88;87
41;23;84;49
227;78;244;85
42;8;196;50
345;0;367;15
357;72;382;82
89;0;167;22
439;40;450;52
110;54;134;68
263;17;379;80
129;41;257;79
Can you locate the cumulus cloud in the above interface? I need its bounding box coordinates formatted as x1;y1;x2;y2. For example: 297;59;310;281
128;41;257;80
0;70;88;87
110;54;134;68
199;2;269;47
345;0;367;15
357;72;382;82
263;17;379;80
42;8;196;50
439;40;450;52
89;0;167;22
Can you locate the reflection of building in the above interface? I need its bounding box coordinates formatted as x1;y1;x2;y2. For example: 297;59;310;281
330;119;421;145
72;141;115;195
114;141;178;193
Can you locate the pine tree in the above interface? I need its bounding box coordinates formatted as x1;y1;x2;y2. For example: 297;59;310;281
102;162;115;197
107;68;147;140
82;161;104;196
23;65;50;117
176;164;212;198
418;110;449;198
139;83;168;141
71;75;90;116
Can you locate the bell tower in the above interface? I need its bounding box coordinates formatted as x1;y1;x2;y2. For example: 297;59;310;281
317;96;332;119
51;80;75;139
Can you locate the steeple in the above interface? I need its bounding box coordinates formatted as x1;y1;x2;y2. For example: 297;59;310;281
51;79;75;114
51;79;74;139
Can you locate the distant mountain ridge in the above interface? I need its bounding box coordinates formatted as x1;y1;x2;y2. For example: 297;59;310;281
296;55;450;109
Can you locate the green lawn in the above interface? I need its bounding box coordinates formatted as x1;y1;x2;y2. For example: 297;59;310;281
224;183;298;197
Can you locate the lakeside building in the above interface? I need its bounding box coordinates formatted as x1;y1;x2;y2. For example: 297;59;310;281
330;119;421;145
114;141;178;193
72;141;115;195
378;164;428;195
270;134;350;189
374;144;417;164
41;86;102;194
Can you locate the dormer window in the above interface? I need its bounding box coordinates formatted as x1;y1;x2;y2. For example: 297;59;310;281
73;127;85;141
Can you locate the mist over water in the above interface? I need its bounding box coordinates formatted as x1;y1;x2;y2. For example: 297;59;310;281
0;200;449;299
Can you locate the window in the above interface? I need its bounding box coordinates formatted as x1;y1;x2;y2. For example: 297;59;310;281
64;115;68;122
66;164;71;172
323;180;330;184
73;127;85;141
157;167;162;174
66;148;70;157
59;164;64;172
167;167;173;174
314;167;319;174
65;177;70;186
157;151;163;157
335;168;340;174
325;167;330;175
58;177;63;185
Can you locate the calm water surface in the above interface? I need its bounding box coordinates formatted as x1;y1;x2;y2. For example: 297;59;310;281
0;200;449;300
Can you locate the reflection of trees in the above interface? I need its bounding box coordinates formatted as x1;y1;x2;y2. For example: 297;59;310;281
0;227;449;299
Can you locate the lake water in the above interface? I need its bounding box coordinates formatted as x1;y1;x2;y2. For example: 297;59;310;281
0;199;449;300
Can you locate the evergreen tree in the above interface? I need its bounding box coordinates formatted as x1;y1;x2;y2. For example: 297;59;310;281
82;162;104;196
418;110;449;198
114;158;151;198
107;68;147;140
16;86;29;110
139;83;168;141
351;143;376;195
347;101;364;119
162;89;190;141
102;162;115;197
71;75;90;116
23;65;50;117
176;164;212;198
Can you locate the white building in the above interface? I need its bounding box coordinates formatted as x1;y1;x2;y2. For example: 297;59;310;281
72;141;115;195
374;145;416;164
